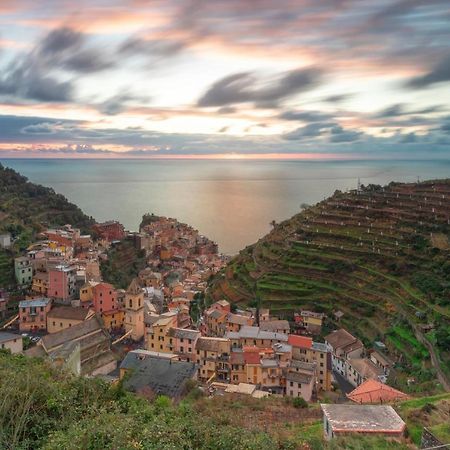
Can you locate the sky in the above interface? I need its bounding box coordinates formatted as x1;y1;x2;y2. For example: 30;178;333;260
0;0;449;160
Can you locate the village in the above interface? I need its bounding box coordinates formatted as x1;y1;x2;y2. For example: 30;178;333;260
0;214;442;445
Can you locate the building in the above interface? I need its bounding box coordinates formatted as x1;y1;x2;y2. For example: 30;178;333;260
92;282;117;314
19;298;52;331
124;278;145;341
102;309;125;330
286;371;315;401
31;271;49;295
195;336;231;382
15;257;33;288
0;332;23;354
166;328;200;362
226;326;288;349
345;358;387;387
92;221;125;242
370;351;394;376
260;320;290;334
298;310;325;333
27;315;117;376
325;328;364;374
48;264;77;302
146;313;178;352
120;350;197;399
47;306;94;334
288;335;331;390
0;233;11;248
320;404;405;440
347;379;409;404
79;281;99;305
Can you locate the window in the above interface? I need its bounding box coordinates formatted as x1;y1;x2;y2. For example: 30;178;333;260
53;321;56;326
290;381;293;387
129;299;132;308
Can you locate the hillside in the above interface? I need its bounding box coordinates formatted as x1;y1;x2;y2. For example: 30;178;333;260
2;351;448;449
0;163;95;288
207;180;450;392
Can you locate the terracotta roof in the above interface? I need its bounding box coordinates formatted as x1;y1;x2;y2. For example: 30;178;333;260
288;334;313;349
47;306;92;321
243;350;261;365
195;337;229;352
226;313;251;325
347;379;410;404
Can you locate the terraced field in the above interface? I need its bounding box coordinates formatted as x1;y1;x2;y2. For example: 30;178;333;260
208;180;450;392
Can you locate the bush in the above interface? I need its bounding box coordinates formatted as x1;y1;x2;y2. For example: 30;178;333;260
292;397;308;409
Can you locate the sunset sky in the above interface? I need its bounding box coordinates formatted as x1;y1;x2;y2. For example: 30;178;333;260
0;0;449;159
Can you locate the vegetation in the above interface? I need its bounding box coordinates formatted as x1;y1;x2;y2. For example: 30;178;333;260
207;180;450;393
0;163;95;288
100;239;147;289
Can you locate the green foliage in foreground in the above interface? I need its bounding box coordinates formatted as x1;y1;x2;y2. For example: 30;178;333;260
0;352;283;450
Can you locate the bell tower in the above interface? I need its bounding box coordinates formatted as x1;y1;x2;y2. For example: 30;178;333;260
124;278;144;341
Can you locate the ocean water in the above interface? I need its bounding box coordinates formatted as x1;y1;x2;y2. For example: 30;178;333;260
2;159;449;255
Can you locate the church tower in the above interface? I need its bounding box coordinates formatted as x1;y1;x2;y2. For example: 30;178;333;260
124;278;145;341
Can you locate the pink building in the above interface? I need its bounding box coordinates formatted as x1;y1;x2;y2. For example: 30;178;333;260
48;264;77;302
92;282;117;314
19;298;52;332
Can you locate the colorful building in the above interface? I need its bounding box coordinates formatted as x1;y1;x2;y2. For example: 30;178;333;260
19;298;52;332
14;257;33;288
48;264;77;302
47;306;95;334
124;278;145;341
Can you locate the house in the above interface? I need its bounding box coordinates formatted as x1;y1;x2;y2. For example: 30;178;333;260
47;306;95;334
325;328;364;375
19;298;52;332
195;336;231;382
286;371;315;401
223;313;253;334
320;404;405;440
260;319;290;334
119;350;197;399
0;233;11;248
347;379;409;404
325;329;364;360
15;257;33;287
79;280;99;304
145;312;178;352
0;332;23;354
27;315;117;376
166;328;200;362
345;358;387;387
299;310;325;333
288;335;331;390
48;264;77;303
205;308;227;335
370;350;394;375
92;282;117;314
31;271;49;295
226;326;288;349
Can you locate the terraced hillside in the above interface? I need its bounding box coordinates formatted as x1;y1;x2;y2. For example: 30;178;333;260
208;180;450;392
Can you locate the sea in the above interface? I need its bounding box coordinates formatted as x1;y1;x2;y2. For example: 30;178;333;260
2;159;449;255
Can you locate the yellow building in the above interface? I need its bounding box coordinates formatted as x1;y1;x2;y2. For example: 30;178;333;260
47;306;94;334
146;314;178;352
80;281;99;304
31;272;49;295
102;309;125;330
195;337;231;382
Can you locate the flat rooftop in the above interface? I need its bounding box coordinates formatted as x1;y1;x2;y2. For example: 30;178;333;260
321;404;405;433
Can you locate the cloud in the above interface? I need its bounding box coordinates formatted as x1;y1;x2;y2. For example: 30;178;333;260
197;67;323;107
97;92;149;115
323;94;352;103
279;110;334;122
329;125;362;143
406;54;450;88
119;37;186;57
282;122;335;140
